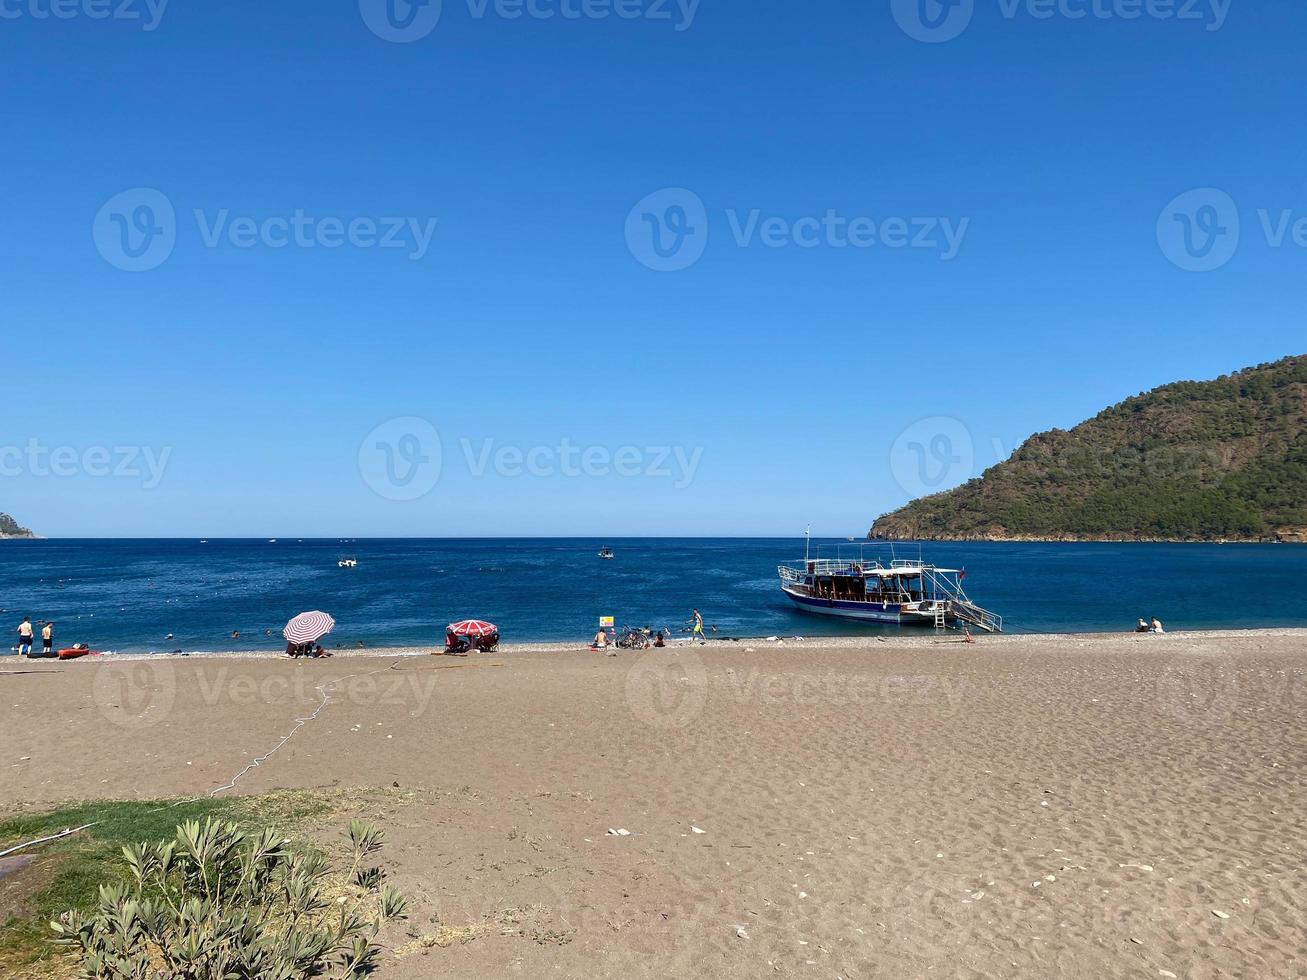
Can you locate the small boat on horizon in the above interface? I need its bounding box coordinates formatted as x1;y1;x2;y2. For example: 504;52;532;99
598;547;614;560
338;556;358;568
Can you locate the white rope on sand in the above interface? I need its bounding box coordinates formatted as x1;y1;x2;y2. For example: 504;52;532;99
207;659;404;797
0;823;101;860
0;658;411;857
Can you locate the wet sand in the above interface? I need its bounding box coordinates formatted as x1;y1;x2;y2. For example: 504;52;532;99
2;629;1305;978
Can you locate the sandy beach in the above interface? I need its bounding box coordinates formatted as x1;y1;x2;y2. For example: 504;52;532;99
3;629;1306;978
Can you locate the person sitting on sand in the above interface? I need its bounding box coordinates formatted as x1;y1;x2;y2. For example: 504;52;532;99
1135;618;1150;633
653;629;666;648
591;629;610;651
1150;617;1165;634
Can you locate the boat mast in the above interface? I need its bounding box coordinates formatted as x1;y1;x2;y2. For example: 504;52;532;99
805;524;811;562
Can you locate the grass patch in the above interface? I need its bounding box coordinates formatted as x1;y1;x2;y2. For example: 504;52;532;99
0;791;352;975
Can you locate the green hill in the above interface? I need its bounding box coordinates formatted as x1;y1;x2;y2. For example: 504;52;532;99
870;355;1307;543
0;513;35;539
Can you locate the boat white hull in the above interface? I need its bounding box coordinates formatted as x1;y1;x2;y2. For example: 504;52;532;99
781;587;944;625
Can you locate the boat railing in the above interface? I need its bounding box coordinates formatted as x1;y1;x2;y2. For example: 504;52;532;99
780;558;899;578
950;600;1003;633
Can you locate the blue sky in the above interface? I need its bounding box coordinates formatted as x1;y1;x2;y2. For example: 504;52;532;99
1;0;1302;537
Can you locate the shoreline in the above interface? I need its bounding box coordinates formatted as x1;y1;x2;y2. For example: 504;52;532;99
9;625;1306;663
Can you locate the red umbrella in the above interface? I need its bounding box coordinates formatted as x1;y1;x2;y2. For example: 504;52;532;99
447;619;497;637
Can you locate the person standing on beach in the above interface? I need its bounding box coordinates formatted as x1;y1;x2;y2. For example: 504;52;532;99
41;622;53;657
691;608;705;644
16;617;33;657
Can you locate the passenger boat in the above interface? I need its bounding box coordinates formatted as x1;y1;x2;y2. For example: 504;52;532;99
598;547;614;560
338;556;358;568
777;535;1002;632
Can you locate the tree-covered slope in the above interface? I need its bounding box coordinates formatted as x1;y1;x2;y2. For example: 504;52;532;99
870;355;1307;542
0;513;35;538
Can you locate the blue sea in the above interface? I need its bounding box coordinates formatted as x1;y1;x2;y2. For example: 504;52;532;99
1;538;1305;654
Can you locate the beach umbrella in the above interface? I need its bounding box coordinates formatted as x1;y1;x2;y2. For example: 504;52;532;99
284;610;336;645
447;619;497;637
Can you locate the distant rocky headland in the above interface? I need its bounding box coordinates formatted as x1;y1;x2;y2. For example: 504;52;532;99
871;355;1307;544
0;512;37;539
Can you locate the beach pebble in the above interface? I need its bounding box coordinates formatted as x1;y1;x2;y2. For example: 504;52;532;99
607;828;632;837
692;826;705;834
1160;971;1177;978
1212;910;1230;919
1119;863;1153;872
735;926;749;939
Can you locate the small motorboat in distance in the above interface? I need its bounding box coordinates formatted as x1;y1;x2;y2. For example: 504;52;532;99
338;556;358;568
598;547;614;560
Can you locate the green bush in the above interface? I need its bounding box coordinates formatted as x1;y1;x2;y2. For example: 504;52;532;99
51;817;406;979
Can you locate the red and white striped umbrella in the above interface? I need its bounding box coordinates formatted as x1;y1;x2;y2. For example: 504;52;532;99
447;619;497;637
284;610;336;644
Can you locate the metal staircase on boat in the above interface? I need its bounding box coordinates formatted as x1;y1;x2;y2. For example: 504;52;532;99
949;600;1003;634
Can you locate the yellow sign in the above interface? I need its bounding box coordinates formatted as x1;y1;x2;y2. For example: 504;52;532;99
599;616;614;627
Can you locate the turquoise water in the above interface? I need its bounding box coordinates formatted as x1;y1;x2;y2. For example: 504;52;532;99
1;538;1304;653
